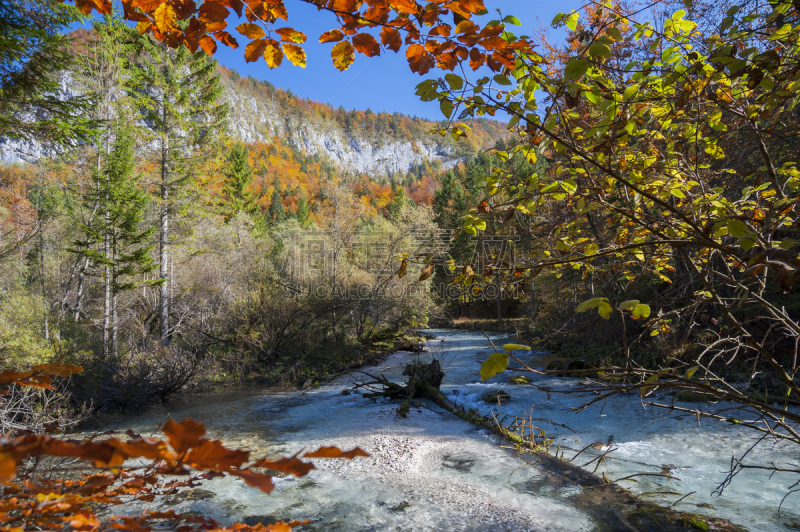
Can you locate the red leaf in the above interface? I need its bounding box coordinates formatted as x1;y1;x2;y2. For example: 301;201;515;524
303;446;369;459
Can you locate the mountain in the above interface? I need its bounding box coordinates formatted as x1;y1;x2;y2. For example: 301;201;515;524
0;55;507;175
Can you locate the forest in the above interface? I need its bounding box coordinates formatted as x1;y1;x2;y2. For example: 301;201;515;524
1;0;800;530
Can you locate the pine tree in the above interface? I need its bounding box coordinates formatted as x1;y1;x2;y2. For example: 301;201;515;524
268;189;285;224
296;196;311;228
71;121;156;359
387;187;409;220
132;35;227;346
221;142;255;222
0;0;96;144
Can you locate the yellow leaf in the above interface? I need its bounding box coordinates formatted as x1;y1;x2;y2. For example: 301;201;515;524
332;40;355;71
282;43;306;68
237;23;265;40
276;27;307;43
264;41;283;68
598;301;613;319
618;299;639;311
502;343;531;352
154;2;177;34
480;352;510;381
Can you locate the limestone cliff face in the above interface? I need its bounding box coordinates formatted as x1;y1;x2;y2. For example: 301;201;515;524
220;82;460;177
2;67;500;174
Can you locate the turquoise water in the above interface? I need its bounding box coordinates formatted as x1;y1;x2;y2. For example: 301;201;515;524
106;329;800;531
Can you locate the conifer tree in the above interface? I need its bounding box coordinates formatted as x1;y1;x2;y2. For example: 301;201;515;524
132;35;227;345
221;142;255;222
71;121;156;359
0;0;96;145
268;188;285;224
296;196;311;228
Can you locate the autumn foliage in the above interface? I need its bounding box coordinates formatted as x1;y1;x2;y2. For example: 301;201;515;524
61;0;530;75
0;366;368;531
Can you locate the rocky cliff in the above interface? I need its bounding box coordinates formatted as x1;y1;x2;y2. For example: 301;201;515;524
1;65;506;175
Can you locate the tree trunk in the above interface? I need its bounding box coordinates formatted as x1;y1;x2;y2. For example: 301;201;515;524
103;191;111;359
159;127;170;346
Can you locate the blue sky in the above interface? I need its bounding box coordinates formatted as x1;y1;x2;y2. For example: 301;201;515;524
183;0;582;120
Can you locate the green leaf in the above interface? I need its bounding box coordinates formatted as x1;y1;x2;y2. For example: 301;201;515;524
589;42;611;61
503;343;531;352
576;297;603;312
623;84;640;101
564;58;590;81
494;74;512;86
440;99;454;118
606;27;622;41
445;73;463;91
503;15;522;26
585;243;599;256
481;352;510;381
727;219;749;238
618;300;640;311
640;372;662;397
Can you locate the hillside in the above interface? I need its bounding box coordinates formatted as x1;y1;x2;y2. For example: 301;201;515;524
0;36;507;175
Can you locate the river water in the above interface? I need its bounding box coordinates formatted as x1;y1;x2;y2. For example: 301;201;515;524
108;329;799;531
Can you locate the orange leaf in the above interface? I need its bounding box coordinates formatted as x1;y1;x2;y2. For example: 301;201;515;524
199;0;229;23
186;439;250;469
331;40;355;71
469;47;485;70
320;29;345;43
133;0;161;11
0;454;16;481
154;2;178;33
456;0;486;14
353;33;380;57
276;27;307;43
406;43;434;74
252;454;315;477
31;364;83;378
215;30;239;48
303;446;369;459
419;262;434;281
391;0;418;15
237;22;265;40
233;469;275;494
331;0;357;11
282;43;307;67
397;258;407;278
264;41;284;68
198;35;217;54
478;200;492;213
380;27;402;52
244;38;268;62
162;419;206;453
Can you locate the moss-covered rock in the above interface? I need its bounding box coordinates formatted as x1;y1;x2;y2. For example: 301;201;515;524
482;390;510;403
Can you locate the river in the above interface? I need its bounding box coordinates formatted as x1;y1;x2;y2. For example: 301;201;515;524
107;329;799;531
